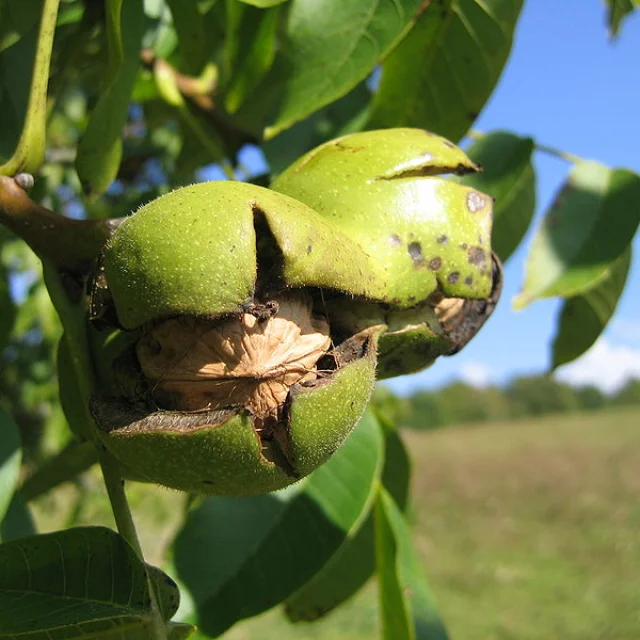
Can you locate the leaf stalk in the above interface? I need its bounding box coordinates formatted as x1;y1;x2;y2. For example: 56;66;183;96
469;129;583;164
99;452;168;640
0;0;61;176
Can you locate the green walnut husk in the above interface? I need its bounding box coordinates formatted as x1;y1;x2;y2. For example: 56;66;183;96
89;323;380;496
84;129;501;497
102;182;388;329
89;182;388;496
271;128;503;377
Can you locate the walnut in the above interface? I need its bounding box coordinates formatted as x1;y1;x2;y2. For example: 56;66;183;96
136;293;331;418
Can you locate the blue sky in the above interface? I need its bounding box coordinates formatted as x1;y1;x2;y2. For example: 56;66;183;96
385;0;640;395
204;1;640;395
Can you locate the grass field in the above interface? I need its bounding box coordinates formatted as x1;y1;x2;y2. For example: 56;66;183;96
406;407;640;640
31;407;640;639
227;407;640;640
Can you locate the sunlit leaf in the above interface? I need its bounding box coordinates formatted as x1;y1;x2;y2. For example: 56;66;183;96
265;0;422;138
0;527;183;638
224;3;280;113
75;0;146;196
236;0;290;7
285;416;410;621
458;131;536;263
174;412;384;638
606;0;639;38
551;246;631;369
0;406;21;526
375;488;449;640
369;0;523;142
514;162;640;309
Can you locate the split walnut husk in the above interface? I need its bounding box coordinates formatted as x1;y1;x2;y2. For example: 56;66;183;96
270;128;504;377
89;292;381;496
80;130;503;497
320;254;503;379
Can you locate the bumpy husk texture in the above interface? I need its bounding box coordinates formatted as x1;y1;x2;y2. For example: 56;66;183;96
82;128;501;496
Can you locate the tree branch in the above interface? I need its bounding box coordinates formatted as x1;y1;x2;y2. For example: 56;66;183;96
0;175;119;274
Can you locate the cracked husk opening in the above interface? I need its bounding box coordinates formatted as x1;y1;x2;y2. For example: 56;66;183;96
136;293;331;418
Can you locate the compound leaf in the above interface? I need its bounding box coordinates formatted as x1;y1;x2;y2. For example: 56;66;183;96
369;0;523;142
265;0;422;137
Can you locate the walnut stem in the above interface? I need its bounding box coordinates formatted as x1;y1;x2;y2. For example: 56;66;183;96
0;175;116;273
99;451;168;640
44;257;168;639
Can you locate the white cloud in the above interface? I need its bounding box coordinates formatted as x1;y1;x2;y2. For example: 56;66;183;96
459;362;493;387
555;338;640;394
611;318;640;344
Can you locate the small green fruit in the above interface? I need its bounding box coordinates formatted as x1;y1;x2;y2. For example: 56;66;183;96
91;182;384;496
271;128;502;376
85;129;500;496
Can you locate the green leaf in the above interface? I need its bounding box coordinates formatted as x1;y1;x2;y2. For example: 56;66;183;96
167;0;207;74
0;527;182;638
265;0;422;138
236;0;290;7
55;0;83;27
606;0;639;38
551;246;632;369
19;440;98;502
369;0;523;142
376;412;412;506
75;0;146;196
0;0;43;53
104;0;124;86
264;81;372;177
514;162;640;309
174;411;384;637
168;624;197;639
375;488;449;640
285;415;411;621
0;22;38;163
224;2;280;113
0;0;59;176
0;405;21;526
0;494;36;543
458;131;536;263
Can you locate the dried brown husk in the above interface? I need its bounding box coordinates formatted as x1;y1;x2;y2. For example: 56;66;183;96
435;253;503;354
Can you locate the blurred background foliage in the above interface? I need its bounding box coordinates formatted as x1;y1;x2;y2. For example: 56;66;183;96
374;375;640;430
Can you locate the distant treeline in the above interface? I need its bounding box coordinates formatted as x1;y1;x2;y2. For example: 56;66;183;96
374;376;640;430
